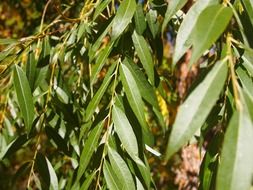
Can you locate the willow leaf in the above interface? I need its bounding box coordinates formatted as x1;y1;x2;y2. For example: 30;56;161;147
162;0;187;32
216;111;253;190
189;5;233;66
108;147;135;190
76;122;103;180
13;64;34;132
173;0;219;65
166;61;228;160
111;0;136;40
132;31;154;85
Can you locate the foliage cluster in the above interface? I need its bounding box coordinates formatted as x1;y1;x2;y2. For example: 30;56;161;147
1;0;253;189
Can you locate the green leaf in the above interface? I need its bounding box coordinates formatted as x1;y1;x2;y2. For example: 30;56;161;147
216;111;253;190
132;31;154;85
2;134;28;159
0;38;17;45
35;153;59;190
166;61;228;160
103;160;122;190
26;49;36;91
76;122;103;180
93;0;112;21
189;5;233;66
108;147;135;190
242;0;253;27
162;0;188;32
173;0;219;65
37;36;51;67
13;64;35;131
119;63;152;145
242;49;253;75
146;9;160;38
111;0;136;40
90;41;114;86
86;63;116;121
134;3;147;35
112;105;139;160
236;65;253;99
80;171;96;190
123;58;158;109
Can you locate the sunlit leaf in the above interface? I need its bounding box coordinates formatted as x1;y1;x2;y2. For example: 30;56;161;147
216;111;253;190
134;3;146;35
112;105;139;160
162;0;187;32
111;0;136;40
189;5;233;66
173;0;219;65
166;61;228;160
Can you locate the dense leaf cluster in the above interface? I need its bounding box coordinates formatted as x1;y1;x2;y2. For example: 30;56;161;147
0;0;253;189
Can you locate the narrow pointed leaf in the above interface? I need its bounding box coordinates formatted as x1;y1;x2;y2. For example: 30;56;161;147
90;41;114;86
80;171;96;190
162;0;187;32
173;0;219;65
77;122;103;180
132;31;154;85
103;160;122;190
216;111;253;190
93;0;112;21
134;4;146;35
242;0;253;26
36;153;58;190
146;9;160;38
119;63;152;144
13;64;34;131
108;147;135;190
86;63;116;121
189;5;233;66
26;50;36;91
112;105;139;159
111;0;136;40
166;61;228;160
123;58;158;109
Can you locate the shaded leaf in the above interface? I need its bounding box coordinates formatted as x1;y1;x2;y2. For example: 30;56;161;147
13;64;35;131
108;147;135;190
93;0;112;21
111;0;136;40
76;121;103;180
80;171;96;190
26;49;36;91
132;31;154;85
216;111;253;190
166;61;228;160
119;63;152;145
35;153;59;190
2;134;28;159
86;63;116;121
90;41;114;86
123;58;158;109
189;5;233;66
103;160;122;190
37;36;51;67
242;0;253;27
